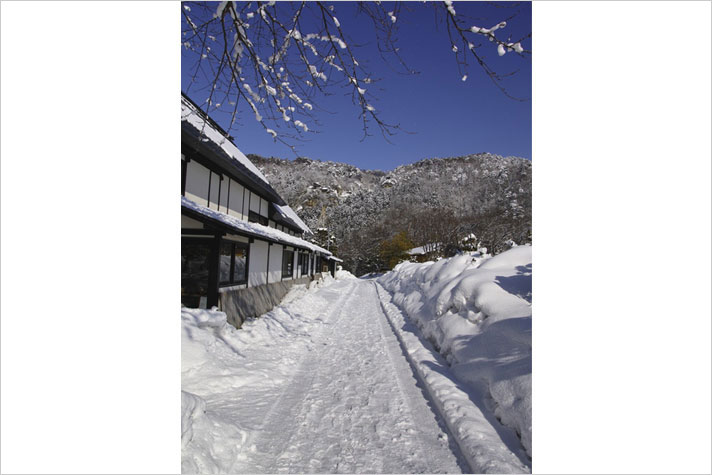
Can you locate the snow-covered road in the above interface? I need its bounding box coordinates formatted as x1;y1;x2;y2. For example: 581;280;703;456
226;278;467;473
183;270;530;473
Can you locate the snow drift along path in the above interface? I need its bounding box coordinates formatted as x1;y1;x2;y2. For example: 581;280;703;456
229;279;466;474
377;247;532;463
183;277;469;473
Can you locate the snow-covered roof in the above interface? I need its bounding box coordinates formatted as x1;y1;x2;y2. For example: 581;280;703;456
407;243;441;255
181;96;269;185
274;204;312;235
182;196;331;255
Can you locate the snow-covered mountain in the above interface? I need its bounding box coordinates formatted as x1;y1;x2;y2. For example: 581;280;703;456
250;153;532;274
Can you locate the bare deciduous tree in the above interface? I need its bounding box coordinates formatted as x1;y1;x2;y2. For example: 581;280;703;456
181;1;530;152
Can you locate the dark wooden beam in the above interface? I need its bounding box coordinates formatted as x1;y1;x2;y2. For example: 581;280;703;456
181;228;215;236
181;159;187;196
207;233;221;308
265;242;271;285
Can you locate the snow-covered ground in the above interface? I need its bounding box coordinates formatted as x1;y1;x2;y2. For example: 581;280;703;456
182;249;532;473
183;274;467;473
378;246;532;462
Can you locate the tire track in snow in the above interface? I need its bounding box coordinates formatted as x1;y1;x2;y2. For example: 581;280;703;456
280;280;462;473
374;281;530;474
231;278;465;473
369;281;471;474
229;279;360;473
263;280;392;473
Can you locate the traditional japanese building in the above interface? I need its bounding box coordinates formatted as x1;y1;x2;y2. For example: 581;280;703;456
181;93;340;328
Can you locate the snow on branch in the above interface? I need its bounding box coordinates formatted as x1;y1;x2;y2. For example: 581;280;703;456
440;1;530;100
181;1;530;152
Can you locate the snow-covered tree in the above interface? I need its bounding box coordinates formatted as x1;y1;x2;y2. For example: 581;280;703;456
252;153;531;271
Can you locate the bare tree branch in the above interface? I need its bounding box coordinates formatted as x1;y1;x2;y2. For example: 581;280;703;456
181;1;531;153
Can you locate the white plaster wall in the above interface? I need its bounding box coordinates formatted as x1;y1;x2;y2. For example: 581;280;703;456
228;180;244;220
185;160;210;207
208;172;220;210
260;199;268;217
248;240;269;287
249;192;260;213
268;244;283;283
218;176;229;212
242;189;250;217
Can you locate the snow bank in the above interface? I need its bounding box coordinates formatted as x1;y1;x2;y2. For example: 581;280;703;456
180;386;247;473
181;390;206;451
335;268;356;280
182;272;347;473
378;246;532;459
375;284;529;473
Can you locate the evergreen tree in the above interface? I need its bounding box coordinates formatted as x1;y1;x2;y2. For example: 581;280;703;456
379;231;414;270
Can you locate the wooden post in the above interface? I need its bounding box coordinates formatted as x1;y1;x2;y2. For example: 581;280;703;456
266;243;271;284
207;233;221;308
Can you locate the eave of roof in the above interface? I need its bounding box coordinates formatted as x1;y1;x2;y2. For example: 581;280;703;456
266;202;305;235
274;203;312;235
181;94;286;206
181;196;331;255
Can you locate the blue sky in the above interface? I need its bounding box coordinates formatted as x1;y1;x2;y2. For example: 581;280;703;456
182;1;531;171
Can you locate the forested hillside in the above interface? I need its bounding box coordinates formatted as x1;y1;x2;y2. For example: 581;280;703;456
250;153;531;275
